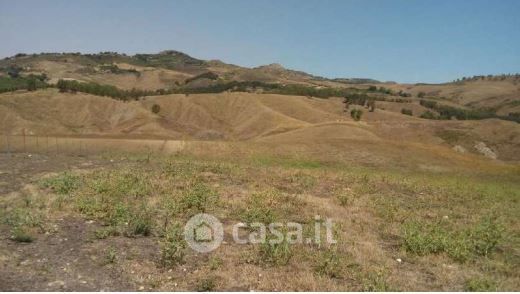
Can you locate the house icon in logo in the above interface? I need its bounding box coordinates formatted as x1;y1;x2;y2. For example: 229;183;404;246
193;221;214;243
184;213;224;253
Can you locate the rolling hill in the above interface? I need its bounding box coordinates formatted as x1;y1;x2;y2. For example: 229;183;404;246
0;51;519;163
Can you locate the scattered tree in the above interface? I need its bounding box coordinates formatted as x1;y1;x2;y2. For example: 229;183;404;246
151;104;161;114
420;110;437;119
401;108;413;116
350;109;363;121
26;78;37;91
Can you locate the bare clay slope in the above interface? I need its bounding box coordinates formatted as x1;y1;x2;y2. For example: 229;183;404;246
2;89;519;163
0;89;349;140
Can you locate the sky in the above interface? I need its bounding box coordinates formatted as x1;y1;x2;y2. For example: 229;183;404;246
0;0;519;83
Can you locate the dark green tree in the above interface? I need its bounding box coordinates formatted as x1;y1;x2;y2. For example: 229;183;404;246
151;104;161;114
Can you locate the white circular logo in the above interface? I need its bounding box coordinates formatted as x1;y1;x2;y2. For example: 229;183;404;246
184;213;224;253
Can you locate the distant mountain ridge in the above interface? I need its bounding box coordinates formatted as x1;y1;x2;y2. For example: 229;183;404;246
0;50;378;86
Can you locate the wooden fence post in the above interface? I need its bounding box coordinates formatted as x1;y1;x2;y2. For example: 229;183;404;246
5;134;10;156
23;129;26;153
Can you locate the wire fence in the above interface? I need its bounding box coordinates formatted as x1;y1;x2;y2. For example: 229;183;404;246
0;134;188;157
0;133;334;162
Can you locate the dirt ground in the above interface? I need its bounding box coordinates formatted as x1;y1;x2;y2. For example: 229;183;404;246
0;154;134;291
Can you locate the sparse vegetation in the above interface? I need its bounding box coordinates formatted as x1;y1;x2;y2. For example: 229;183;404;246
160;223;186;267
99;64;140;76
350;109;363;121
184;71;219;84
1;52;519;291
362;270;391;291
402;216;503;262
465;277;498;291
401;108;413;116
127;206;153;236
10;226;34;243
0;150;517;291
314;246;344;278
181;182;217;213
258;232;292;266
40;172;81;195
0;75;47;93
151;103;161;114
195;276;216;291
420;110;437;119
208;256;223;270
56;79;155;100
104;247;117;264
418;99;520;122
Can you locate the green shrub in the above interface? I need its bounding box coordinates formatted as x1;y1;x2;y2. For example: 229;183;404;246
151;104;161;114
314;247;344;278
420;110;437;119
195;276;216;291
3;208;43;229
362;270;391;291
127;207;153;236
336;193;350;207
0;76;47;93
208;256;223;270
106;202;130;226
94;226;120;239
402;217;503;262
40;172;81;195
181;182;217;213
10;227;34;243
401;108;413;116
160;224;186;267
105;247;117;264
403;221;449;255
239;192;277;224
258;233;292;266
465;277;497;291
350;109;363;121
470;216;503;257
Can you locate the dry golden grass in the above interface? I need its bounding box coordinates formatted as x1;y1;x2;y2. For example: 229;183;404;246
2;89;519;161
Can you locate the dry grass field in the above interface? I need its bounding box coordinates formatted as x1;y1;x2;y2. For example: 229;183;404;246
1;52;519;291
0;144;518;291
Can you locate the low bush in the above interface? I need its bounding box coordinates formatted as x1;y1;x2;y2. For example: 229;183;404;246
420;110;437;119
151;104;161;114
350;109;363;121
160;224;186;267
0;76;47;93
402;216;503;262
401;108;413;116
195;276;216;291
258;232;292;266
465;277;497;291
10;226;34;243
181;182;217;213
40;172;81;195
127;206;153;236
314;247;344;278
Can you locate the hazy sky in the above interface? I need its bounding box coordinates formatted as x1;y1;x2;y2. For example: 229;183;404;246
1;0;519;83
